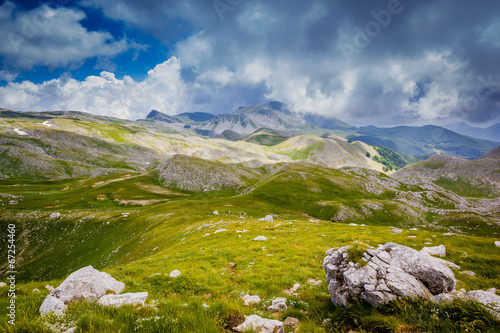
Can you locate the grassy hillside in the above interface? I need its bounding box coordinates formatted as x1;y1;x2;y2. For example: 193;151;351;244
0;164;499;332
394;149;500;198
348;125;499;159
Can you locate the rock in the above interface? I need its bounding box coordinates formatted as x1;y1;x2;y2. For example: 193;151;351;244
267;297;287;312
488;288;497;295
148;273;161;278
98;292;148;307
213;210;219;215
202;303;210;308
383;243;456;294
284;283;301;296
307;278;322;287
233;315;284;333
322;318;331;325
392;228;403;234
495;241;500;247
241;294;261;306
33;288;40;293
431;289;467;304
50;212;61;219
51;266;125;303
283;317;300;329
259;215;273;222
39;296;67;315
46;285;55;292
460;271;476;277
323;242;457;307
169;270;182;278
0;282;6;288
420;245;446;257
214;229;227;234
467;290;500;319
253;236;267;241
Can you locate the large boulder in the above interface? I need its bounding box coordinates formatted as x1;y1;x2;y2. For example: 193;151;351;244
52;266;125;303
39;265;146;315
323;242;457;307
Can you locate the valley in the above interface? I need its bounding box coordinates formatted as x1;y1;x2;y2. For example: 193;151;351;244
0;104;499;332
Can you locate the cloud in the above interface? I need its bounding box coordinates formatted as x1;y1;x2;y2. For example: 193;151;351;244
0;57;186;119
0;1;144;69
2;0;500;126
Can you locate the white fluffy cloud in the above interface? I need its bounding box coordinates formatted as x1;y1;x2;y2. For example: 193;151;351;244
0;1;141;69
0;57;186;119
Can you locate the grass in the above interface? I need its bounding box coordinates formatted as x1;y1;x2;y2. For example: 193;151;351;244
0;165;499;332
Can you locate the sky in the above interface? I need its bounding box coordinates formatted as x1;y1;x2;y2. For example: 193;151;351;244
0;0;499;127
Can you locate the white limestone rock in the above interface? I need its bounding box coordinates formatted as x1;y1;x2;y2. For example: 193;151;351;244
39;296;67;315
97;292;148;307
233;315;284;333
51;266;125;303
267;297;287;312
169;270;182;278
258;215;274;222
420;245;446;257
241;294;261;306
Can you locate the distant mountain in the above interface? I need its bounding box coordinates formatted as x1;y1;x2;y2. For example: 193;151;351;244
443;122;500;142
176;112;215;122
195;101;353;135
347;125;499;160
393;146;500;198
145;110;180;123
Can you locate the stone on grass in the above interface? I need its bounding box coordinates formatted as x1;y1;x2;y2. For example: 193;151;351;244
52;266;125;303
267;297;287;312
467;290;500;320
39;296;67;315
495;241;500;247
98;292;148;307
50;212;61;219
33;288;40;293
460;271;476;277
258;215;273;222
241;294;261;306
421;245;446;257
283;317;300;329
169;270;182;278
46;285;54;292
392;228;403;234
233;315;284;333
253;236;267;241
323;242;457;307
0;282;6;288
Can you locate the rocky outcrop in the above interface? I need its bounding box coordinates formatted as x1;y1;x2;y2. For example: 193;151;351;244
323;242;457;307
39;266;146;314
233;315;284;333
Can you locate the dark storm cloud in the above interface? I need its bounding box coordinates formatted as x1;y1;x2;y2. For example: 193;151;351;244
2;0;499;124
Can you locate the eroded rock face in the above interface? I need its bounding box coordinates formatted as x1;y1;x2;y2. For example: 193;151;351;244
323;242;457;307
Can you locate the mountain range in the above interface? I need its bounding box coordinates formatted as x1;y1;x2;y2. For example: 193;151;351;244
145;101;499;160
